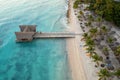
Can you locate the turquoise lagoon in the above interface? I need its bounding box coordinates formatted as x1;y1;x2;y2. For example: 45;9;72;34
0;0;72;80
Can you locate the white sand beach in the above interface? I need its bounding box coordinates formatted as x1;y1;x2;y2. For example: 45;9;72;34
66;0;98;80
67;0;87;80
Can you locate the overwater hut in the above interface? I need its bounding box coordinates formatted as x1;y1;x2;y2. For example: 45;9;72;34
15;25;36;42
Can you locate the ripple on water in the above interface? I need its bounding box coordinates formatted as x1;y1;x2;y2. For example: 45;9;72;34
0;0;72;80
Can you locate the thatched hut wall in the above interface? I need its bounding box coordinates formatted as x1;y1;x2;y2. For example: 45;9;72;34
15;32;35;41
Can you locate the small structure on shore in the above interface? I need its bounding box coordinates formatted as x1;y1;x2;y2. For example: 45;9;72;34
15;25;36;42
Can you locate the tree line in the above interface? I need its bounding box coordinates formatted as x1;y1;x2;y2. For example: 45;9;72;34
89;0;120;27
74;0;120;27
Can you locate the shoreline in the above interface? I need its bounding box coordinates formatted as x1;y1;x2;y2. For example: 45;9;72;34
66;0;87;80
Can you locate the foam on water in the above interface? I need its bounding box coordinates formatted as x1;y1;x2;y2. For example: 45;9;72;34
0;0;72;80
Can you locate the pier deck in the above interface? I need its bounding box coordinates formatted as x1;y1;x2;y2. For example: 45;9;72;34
16;32;83;42
15;25;83;42
33;32;79;38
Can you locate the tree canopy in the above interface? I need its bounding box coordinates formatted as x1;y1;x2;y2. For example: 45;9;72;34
89;0;120;27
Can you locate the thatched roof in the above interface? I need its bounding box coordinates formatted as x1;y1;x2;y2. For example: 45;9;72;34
15;25;37;41
19;25;36;32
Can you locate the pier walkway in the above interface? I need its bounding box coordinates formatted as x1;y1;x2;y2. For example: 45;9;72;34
33;32;83;39
15;25;83;42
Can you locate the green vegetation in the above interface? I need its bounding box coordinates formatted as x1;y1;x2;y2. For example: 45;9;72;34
79;11;83;15
74;0;120;27
74;0;120;79
85;21;92;27
91;53;102;66
85;38;95;47
100;26;108;35
86;46;95;54
107;37;113;44
73;0;81;9
115;46;120;56
88;15;94;21
89;28;98;38
89;0;120;27
98;69;112;80
102;47;109;56
96;17;102;27
82;33;89;40
114;69;120;77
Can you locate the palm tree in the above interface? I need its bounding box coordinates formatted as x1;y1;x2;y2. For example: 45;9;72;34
115;46;120;56
107;37;113;44
97;17;102;27
102;47;109;56
100;26;108;35
91;53;102;66
89;28;98;39
84;0;89;3
85;38;95;47
79;11;83;16
73;0;80;9
114;69;120;78
88;15;94;22
86;45;95;56
98;69;111;80
85;21;92;27
77;15;81;19
82;33;89;40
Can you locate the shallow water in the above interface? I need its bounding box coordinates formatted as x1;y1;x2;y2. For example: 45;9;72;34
0;0;71;80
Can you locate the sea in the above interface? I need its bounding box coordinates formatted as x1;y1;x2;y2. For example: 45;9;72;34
0;0;72;80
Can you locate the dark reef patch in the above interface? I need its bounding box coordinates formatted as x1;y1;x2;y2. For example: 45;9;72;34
15;62;24;72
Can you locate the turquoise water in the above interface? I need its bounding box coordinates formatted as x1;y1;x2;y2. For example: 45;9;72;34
0;0;71;80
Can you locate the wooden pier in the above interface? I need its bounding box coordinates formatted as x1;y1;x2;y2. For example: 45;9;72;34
15;25;83;42
33;32;76;39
